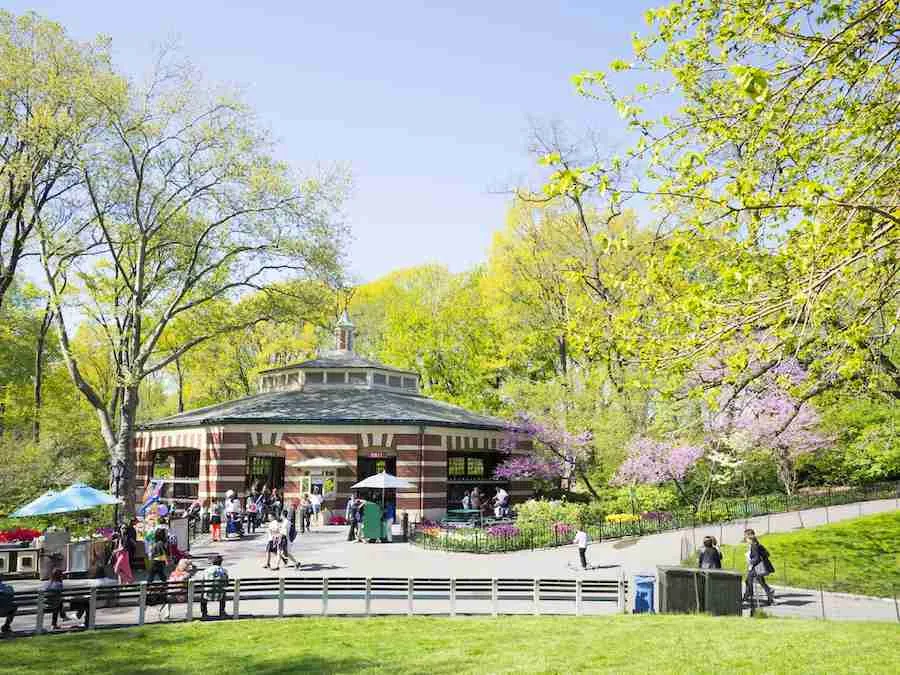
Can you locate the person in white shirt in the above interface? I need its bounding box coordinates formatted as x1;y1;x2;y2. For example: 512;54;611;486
309;491;323;526
574;527;589;570
277;511;301;569
263;514;282;570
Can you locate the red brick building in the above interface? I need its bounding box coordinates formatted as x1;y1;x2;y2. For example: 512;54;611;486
133;313;531;519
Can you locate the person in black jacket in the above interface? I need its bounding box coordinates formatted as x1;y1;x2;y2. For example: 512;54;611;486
698;536;722;569
743;529;775;605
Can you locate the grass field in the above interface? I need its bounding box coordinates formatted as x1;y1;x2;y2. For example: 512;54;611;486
712;511;900;597
1;615;899;674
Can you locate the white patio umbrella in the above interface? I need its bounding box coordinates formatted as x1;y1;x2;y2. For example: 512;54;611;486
350;471;414;509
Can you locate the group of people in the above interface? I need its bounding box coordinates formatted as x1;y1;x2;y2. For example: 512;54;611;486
695;528;776;605
193;486;326;543
262;511;302;570
460;487;510;518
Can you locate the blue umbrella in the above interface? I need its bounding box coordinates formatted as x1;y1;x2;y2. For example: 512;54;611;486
11;483;119;517
9;490;58;517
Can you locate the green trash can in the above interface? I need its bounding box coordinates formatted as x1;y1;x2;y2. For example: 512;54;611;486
361;501;385;541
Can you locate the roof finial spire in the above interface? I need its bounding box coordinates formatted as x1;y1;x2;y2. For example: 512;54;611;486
335;309;355;352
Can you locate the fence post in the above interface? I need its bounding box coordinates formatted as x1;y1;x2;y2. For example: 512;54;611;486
819;586;826;620
138;582;147;625
491;578;498;616
365;577;372;617
277;577;284;617
450;577;456;617
575;579;583;616
533;579;540;616
87;586;97;630
618;569;627;613
322;577;329;616
233;578;241;620
186;580;194;621
407;578;414;616
35;592;45;634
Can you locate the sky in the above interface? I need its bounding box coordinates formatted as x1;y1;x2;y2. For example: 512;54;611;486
6;1;657;281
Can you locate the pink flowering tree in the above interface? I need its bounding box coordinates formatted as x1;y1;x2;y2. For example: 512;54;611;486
612;438;709;512
713;384;830;496
496;412;597;497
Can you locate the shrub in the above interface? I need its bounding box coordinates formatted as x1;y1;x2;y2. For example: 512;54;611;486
605;513;641;524
515;499;582;529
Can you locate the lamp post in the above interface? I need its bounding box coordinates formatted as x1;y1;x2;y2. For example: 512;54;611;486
111;459;126;528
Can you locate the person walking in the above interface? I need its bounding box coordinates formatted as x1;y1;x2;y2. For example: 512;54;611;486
0;575;17;635
263;513;282;570
209;498;223;542
302;494;313;532
574;526;590;570
200;555;229;619
698;536;723;569
743;529;775;605
112;538;135;584
461;490;471;510
278;511;302;570
383;501;396;543
309;490;323;527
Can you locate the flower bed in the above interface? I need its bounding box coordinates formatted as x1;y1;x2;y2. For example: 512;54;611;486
0;528;41;544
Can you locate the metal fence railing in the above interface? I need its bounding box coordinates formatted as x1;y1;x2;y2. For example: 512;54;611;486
412;482;900;554
6;574;629;637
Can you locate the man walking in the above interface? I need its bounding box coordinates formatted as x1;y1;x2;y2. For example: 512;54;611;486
574;526;589;570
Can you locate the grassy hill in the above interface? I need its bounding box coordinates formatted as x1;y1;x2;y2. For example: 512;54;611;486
714;511;900;597
2;615;899;674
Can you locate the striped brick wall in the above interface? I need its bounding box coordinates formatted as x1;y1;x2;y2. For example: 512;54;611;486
282;433;359;511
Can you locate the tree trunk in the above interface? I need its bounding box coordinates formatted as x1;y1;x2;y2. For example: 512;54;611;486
32;303;54;443
575;465;601;500
112;385;140;518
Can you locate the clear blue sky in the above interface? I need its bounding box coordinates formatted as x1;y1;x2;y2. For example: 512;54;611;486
8;1;657;281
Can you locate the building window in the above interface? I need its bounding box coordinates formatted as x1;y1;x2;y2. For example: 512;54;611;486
287;372;299;386
373;373;386;385
305;372;324;384
402;377;417;391
448;457;466;477
326;371;346;384
467;457;484;477
348;371;367;385
388;375;402;388
151;450;200;503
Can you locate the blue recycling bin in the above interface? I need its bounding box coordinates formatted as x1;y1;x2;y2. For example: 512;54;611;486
633;575;655;613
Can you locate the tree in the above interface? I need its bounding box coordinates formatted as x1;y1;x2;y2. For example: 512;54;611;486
562;0;898;403
612;437;708;512
39;54;349;511
0;11;120;311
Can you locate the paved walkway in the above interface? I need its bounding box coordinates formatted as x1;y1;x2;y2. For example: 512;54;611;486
7;497;898;630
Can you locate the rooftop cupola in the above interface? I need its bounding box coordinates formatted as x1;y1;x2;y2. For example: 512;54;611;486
335;309;355;352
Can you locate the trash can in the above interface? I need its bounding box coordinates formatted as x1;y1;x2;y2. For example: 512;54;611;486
633;575;655;613
657;566;743;615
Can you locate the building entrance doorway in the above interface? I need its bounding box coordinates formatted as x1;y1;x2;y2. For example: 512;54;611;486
246;455;285;492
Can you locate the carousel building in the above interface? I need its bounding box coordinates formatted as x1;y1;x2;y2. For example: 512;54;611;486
133;313;532;519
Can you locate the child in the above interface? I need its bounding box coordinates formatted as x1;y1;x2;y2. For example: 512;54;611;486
574;526;589;570
209;499;223;542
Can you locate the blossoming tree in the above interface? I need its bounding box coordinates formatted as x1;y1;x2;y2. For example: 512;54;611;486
612;437;708;512
494;412;597;497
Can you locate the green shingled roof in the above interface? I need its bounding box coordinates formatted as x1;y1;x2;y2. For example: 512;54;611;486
140;387;507;431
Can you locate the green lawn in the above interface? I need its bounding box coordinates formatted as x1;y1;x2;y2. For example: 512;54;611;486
1;615;899;674
715;511;900;597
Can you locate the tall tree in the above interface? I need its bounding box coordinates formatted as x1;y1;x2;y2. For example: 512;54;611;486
0;11;119;310
39;55;349;511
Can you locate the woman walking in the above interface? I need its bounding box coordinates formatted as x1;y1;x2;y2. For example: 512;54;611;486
112;538;135;585
209;498;223;542
743;529;775;605
698;536;723;569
